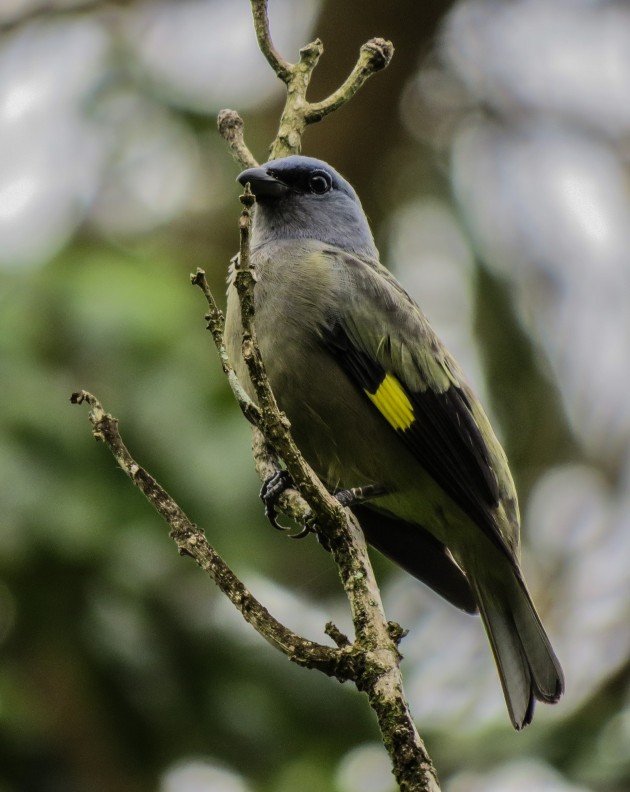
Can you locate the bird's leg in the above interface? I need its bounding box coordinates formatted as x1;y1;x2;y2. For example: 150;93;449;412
260;470;331;547
261;472;389;548
333;484;389;507
260;469;294;530
289;483;391;552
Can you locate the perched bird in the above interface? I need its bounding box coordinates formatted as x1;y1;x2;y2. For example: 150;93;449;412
225;155;564;729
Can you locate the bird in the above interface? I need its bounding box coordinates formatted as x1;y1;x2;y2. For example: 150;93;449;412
225;154;564;729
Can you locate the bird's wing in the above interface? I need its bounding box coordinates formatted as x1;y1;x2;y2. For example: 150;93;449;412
320;249;518;560
352;504;478;613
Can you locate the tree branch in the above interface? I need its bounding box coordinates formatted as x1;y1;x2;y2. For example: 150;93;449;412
208;183;440;792
190;265;260;426
305;38;395;123
268;30;393;159
216;109;258;170
69;389;352;681
250;0;293;83
218;2;394;163
180;169;441;790
187;183;441;788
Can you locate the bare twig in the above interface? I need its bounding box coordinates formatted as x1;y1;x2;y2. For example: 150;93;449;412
268;29;393;159
216;109;258;170
189;268;306;524
325;622;352;649
305;38;395;122
190;267;260;426
250;0;292;82
218;1;394;163
69;390;351;680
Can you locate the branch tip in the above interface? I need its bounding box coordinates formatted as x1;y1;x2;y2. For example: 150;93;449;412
70;389;105;419
298;38;323;67
325;621;352;648
387;621;409;647
190;269;218;310
217;108;243;134
239;184;255;209
217;108;258;170
361;37;394;71
190;268;206;288
302;37;395;126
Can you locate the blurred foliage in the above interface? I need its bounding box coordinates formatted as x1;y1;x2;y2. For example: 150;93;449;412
0;1;628;792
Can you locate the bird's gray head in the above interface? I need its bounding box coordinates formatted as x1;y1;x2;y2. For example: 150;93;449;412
237;155;378;260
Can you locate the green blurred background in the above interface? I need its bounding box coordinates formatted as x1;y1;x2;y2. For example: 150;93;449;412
1;1;629;790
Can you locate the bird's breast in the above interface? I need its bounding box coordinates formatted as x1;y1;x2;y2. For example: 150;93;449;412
225;244;400;488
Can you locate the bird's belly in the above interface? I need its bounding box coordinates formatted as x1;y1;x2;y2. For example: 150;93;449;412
226;300;472;550
265;340;462;537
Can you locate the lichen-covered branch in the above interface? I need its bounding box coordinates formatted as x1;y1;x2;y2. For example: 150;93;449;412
69;390;351;680
70;381;439;788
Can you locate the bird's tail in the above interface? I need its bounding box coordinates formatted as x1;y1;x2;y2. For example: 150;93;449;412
471;568;564;729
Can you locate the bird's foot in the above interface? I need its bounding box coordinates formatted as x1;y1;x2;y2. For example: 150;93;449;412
260;471;325;544
290;485;389;551
260;469;293;530
261;475;388;549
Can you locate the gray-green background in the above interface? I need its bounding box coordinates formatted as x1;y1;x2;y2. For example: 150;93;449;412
1;1;628;790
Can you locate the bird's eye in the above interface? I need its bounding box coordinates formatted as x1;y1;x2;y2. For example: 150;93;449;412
308;170;332;194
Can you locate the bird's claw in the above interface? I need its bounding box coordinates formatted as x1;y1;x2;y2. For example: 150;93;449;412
288;522;313;541
260;469;293;530
259;472;324;545
288;511;332;552
262;474;384;552
298;485;387;550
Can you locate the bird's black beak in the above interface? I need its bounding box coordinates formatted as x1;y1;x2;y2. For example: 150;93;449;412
237;167;288;199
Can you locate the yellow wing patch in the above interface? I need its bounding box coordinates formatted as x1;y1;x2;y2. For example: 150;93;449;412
366;373;414;431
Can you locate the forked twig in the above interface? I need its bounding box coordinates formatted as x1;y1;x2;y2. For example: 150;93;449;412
217;0;394;166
